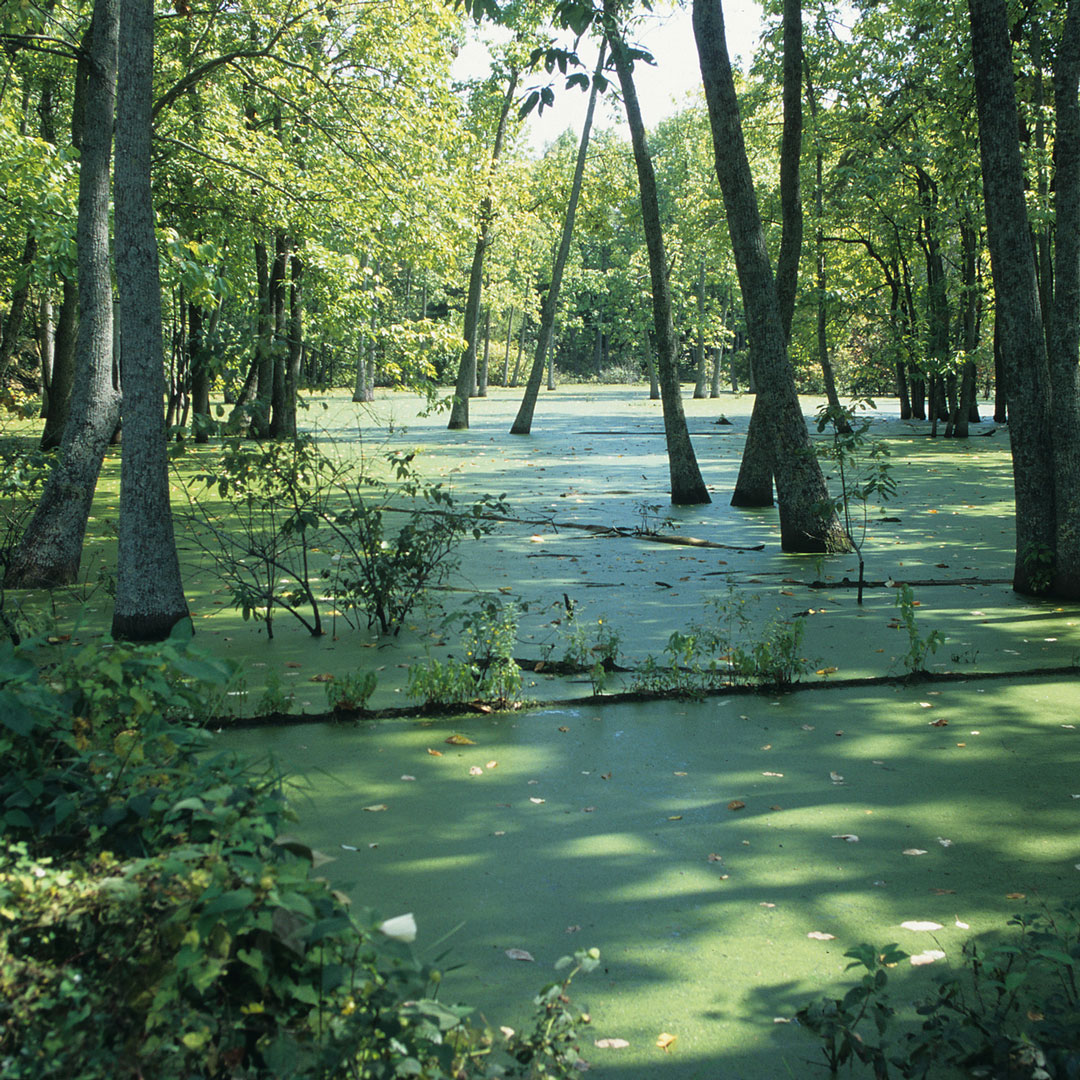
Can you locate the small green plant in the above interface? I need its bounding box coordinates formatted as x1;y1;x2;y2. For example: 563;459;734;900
257;669;296;714
1021;540;1055;595
816;400;897;603
632;592;811;694
325;669;377;714
0;443;52;643
797;904;1080;1079
559;607;620;694
501;947;600;1078
634;500;676;535
795;942;909;1077
894;584;944;675
408;597;521;708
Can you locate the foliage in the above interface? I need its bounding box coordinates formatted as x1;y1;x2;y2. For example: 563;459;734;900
795;942;909;1077
559;609;620;696
632;592;812;695
181;437;331;639
325;670;378;715
893;584;945;676
0;442;52;643
0;634;597;1079
797;905;1080;1079
323;452;508;636
181;439;508;640
407;597;521;708
815;400;896;603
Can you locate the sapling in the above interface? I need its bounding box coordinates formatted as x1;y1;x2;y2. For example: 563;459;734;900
815;400;896;603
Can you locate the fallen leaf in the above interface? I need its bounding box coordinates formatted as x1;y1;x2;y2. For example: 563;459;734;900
445;734;476;745
362;804;388;812
728;800;746;811
801;724;815;731
311;672;335;683
903;848;928;856
595;1038;629;1050
770;805;783;811
830;771;844;783
763;771;784;777
808;931;836;941
505;949;534;962
668;815;683;821
929;718;949;727
760;902;776;908
469;766;484;776
832;834;860;842
601;772;613;780
558;725;569;732
918;702;933;708
955;919;970;929
901;921;944;932
656;1033;677;1052
910;950;946;966
674;771;688;777
529;797;545;804
583;806;597;812
400;775;416;782
816;667;838;675
340;843;358;851
566;925;581;933
707;853;723;862
930;888;956;895
486;760;498;769
493;830;505;836
938;837;953;847
427;748;443;757
1006;892;1026;900
368;842;378;849
500;1027;515;1039
1028;1009;1045;1022
285;662;302;668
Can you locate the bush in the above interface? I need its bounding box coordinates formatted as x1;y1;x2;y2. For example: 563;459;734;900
0;635;594;1079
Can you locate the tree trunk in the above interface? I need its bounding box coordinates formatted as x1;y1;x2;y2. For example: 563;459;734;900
283;250;303;436
268;233;290;438
449;68;517;430
38;294;54;417
0;237;38;386
1046;0;1080;595
40;281;76;445
969;0;1057;593
112;0;189;640
188;299;212;442
7;0;121;588
502;305;513;386
606;4;710;504
693;259;708;398
694;0;847;549
512;44;606;435
478;305;491;395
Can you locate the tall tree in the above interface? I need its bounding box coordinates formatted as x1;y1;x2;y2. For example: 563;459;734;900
603;0;710;504
111;0;190;640
6;0;121;588
967;0;1080;597
694;0;846;550
448;67;518;430
511;40;607;436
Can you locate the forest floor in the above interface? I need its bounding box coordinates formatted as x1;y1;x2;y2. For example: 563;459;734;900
10;385;1080;1077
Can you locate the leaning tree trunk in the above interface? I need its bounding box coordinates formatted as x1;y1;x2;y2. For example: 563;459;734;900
694;0;847;550
111;0;190;640
40;279;76;447
448;68;517;430
7;0;121;588
968;0;1057;594
605;2;710;504
512;42;606;435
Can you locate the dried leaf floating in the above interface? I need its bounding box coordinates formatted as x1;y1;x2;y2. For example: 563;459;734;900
901;921;944;932
445;734;476;746
807;931;836;941
505;948;534;962
656;1033;677;1052
595;1038;629;1050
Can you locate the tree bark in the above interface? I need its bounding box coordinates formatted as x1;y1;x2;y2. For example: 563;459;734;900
512;45;606;435
968;0;1057;593
606;1;710;504
7;0;121;587
448;68;517;430
268;233;290;438
694;0;847;549
112;0;189;640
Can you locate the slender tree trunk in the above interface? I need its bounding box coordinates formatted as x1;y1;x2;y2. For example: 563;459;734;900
188;298;212;442
478;305;491;395
0;237;38;386
268;233;290;437
38;294;54;417
645;331;660;399
693;259;708;398
694;0;847;548
512;44;606;435
232;239;270;433
7;0;121;587
41;282;76;444
502;305;513;386
112;0;189;640
969;0;1057;594
283;251;303;436
449;67;517;430
606;4;709;504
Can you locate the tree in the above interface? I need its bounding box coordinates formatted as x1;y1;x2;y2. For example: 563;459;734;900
511;40;607;435
6;0;121;588
693;0;847;550
111;0;190;640
968;0;1080;597
448;67;519;430
602;0;710;504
